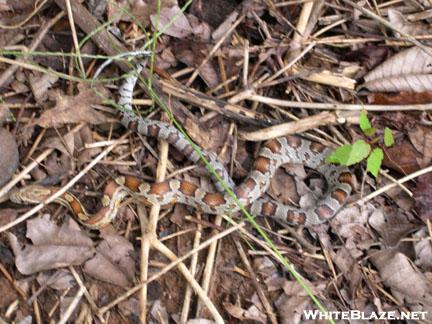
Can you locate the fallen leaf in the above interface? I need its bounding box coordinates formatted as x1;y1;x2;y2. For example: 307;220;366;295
28;72;58;104
388;9;432;37
343;45;389;70
36;83;108;128
413;173;432;223
0;127;19;187
9;215;95;275
363;47;432;92
151;4;192;38
36;270;75;290
83;232;135;287
407;125;432;167
413;228;432;270
369;249;432;320
369;91;432;105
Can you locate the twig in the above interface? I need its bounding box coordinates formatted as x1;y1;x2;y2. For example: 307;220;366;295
98;222;245;314
57;286;85;324
247;94;432;111
239;111;359;141
0;11;65;88
180;213;202;323
0;0;48;30
186;14;245;86
234;240;278;324
340;0;432;56
151;240;224;324
65;0;85;75
354;164;432;206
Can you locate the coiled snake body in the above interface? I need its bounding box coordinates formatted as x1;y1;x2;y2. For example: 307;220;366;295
11;57;354;229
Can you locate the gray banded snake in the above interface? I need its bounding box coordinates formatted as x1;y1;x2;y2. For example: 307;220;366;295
11;52;354;229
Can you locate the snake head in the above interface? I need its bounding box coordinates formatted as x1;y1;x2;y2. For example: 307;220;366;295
10;184;56;204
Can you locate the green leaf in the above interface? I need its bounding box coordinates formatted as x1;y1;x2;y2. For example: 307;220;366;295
326;140;371;166
384;127;394;147
367;148;384;177
359;110;373;135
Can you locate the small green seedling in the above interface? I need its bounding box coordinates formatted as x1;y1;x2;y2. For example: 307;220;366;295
326;110;394;177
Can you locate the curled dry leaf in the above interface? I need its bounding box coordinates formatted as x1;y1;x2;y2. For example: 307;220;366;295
151;4;192;38
369;249;432;320
363;47;432;92
413;228;432;270
36;83;108;128
0;128;19;187
83;232;135;287
413;173;432;223
36;270;75;290
28;72;59;104
8;215;95;275
388;9;432;37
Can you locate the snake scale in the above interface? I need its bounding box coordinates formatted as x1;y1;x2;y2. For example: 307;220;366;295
11;55;354;229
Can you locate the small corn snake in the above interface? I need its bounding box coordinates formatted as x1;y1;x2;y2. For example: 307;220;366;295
11;53;354;229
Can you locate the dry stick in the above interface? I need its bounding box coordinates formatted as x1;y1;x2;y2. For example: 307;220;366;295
239;111;359;141
0;0;49;29
0;124;84;200
180;213;202;323
196;123;235;317
195;215;222;318
354;164;432;206
0;11;65;88
0;131;129;233
159;79;270;126
65;0;85;75
98;222;245;315
234;240;278;324
340;0;432;56
185;14;245;86
247;94;432;111
68;266;100;315
286;0;313;61
139;136;169;321
151;239;224;324
58;286;85;324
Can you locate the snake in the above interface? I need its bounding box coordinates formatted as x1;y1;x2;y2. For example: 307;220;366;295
10;53;354;229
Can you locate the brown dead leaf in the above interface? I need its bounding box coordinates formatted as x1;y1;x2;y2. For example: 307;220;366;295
330;206;371;258
0;127;19;187
368;207;418;246
8;215;95;275
36;83;108;128
36;270;75;290
108;0;176;26
383;139;421;174
273;280;323;324
369;91;432;105
28;72;58;104
149;300;170;323
407;125;432;167
388;9;432;37
343;45;389;70
363;47;432;92
172;40;220;88
331;247;363;294
83;232;135;287
413;173;432;223
151;4;192;38
190;0;238;28
369;249;432;320
413;228;432;270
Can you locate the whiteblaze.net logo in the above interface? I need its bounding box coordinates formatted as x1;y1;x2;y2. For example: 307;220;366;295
303;310;428;321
